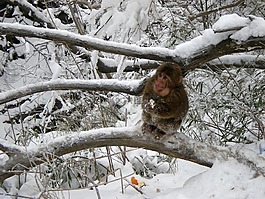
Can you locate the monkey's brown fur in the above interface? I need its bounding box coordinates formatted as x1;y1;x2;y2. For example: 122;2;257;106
141;62;189;137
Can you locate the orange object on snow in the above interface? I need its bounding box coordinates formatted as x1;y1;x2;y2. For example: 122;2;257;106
131;176;139;185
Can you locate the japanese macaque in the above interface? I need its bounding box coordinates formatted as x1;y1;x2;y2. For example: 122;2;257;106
141;62;189;139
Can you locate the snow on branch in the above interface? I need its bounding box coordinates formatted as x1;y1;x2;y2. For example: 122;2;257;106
202;55;265;70
0;78;146;105
0;22;175;61
0;14;264;69
1;126;265;184
97;55;265;73
97;58;160;73
6;0;54;28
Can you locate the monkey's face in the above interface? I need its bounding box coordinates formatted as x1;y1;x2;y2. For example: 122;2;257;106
156;63;183;87
153;72;171;97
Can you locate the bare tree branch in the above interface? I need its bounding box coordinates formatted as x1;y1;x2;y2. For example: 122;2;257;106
68;1;86;35
188;0;245;21
0;23;264;71
1;127;264;185
0;78;146;105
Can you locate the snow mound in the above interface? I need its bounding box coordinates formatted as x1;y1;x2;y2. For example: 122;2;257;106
160;159;265;199
213;14;265;41
231;16;265;41
213;14;250;32
55;159;265;199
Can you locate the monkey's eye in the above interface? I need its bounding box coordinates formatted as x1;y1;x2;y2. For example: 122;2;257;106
158;73;167;79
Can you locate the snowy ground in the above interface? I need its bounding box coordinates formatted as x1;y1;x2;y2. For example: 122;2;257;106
50;158;265;199
1;149;265;199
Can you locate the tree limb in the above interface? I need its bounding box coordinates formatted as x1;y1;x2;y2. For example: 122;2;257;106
0;23;264;70
97;55;265;74
1;127;264;185
200;55;265;71
96;58;160;73
0;78;146;105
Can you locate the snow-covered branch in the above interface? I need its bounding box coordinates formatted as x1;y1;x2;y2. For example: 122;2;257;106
6;0;55;28
0;22;174;61
201;55;265;71
97;58;160;73
0;14;264;69
97;55;265;73
1;127;265;184
0;78;146;105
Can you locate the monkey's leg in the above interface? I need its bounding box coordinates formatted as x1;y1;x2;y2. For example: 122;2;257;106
157;118;182;134
152;128;166;140
142;122;157;134
142;123;165;140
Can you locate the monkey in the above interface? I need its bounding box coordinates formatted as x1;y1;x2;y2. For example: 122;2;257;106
141;62;189;139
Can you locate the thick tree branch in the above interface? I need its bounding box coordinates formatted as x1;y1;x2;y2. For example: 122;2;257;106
0;78;146;105
0;23;176;61
0;23;264;70
97;55;265;73
1;127;264;185
184;37;265;71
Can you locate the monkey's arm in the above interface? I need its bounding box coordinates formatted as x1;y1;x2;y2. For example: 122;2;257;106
145;89;187;119
151;100;176;118
142;95;177;118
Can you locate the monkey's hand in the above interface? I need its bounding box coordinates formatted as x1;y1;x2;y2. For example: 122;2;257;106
143;99;156;113
149;99;155;108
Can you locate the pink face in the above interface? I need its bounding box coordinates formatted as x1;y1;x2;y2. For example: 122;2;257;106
153;72;171;97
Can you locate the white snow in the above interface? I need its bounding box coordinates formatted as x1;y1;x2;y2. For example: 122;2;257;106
0;151;9;166
49;54;62;80
0;78;145;105
212;14;250;32
101;0;124;8
231;16;265;41
53;159;265;199
209;54;265;65
174;29;231;58
12;0;52;25
213;14;265;41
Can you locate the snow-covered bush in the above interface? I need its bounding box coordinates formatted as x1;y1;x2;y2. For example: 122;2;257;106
185;67;264;145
